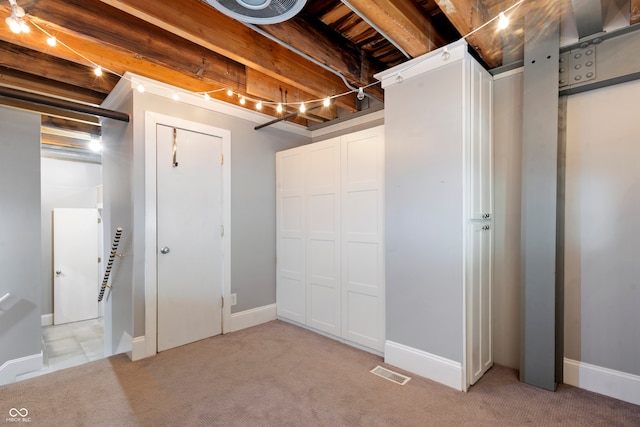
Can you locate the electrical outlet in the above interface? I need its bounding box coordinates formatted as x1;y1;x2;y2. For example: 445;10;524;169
230;293;237;306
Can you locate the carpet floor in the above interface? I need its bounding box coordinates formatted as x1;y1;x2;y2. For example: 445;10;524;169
1;320;639;426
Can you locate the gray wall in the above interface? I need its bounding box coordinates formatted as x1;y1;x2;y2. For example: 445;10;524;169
564;78;640;376
40;158;102;316
492;70;524;369
107;89;310;339
385;60;465;362
101;93;135;354
0;107;42;368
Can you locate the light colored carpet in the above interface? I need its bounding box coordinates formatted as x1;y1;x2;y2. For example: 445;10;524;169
1;320;639;426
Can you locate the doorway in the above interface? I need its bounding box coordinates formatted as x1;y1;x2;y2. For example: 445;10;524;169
142;113;231;359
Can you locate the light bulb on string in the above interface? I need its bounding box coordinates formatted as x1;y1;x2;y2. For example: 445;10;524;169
47;36;57;47
6;16;21;34
19;20;29;33
93;66;103;77
256;101;263;110
204;92;211;101
239;96;246;105
498;12;509;30
356;87;365;101
172;93;179;101
137;84;145;93
88;139;102;153
323;97;331;107
226;89;233;96
276;103;283;113
299;102;306;113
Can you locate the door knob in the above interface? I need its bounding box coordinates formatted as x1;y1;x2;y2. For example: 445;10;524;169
160;247;171;254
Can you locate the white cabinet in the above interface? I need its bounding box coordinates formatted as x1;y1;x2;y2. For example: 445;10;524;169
377;43;492;390
276;126;385;352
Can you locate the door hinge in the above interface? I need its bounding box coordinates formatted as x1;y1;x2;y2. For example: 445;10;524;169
98;218;102;224
220;225;224;237
221;296;224;308
98;257;102;263
220;153;224;165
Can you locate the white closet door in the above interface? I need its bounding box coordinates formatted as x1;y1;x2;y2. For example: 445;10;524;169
467;221;493;385
306;139;341;335
469;61;493;220
341;127;385;351
276;148;306;323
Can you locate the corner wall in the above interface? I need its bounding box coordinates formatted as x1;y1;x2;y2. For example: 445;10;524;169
0;106;42;383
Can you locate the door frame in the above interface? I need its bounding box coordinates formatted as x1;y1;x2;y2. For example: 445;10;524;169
142;111;231;360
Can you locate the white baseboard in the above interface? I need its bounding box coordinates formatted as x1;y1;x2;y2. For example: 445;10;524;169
385;340;464;391
230;304;277;333
0;352;43;386
130;336;146;361
41;314;53;327
564;358;640;406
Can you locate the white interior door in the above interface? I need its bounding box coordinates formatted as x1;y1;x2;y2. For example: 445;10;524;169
467;221;493;385
306;138;341;335
276;148;307;324
341;127;385;352
156;125;223;352
53;208;99;325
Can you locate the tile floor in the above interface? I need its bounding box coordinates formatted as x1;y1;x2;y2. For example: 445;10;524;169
17;318;104;381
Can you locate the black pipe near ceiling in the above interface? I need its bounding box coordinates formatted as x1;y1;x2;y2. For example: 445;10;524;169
0;86;130;122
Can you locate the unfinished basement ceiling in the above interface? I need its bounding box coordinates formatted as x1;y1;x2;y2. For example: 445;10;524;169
0;0;638;148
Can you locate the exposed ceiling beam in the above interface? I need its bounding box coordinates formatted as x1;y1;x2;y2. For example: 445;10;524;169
96;0;358;112
0;66;107;105
571;0;604;38
632;0;640;25
340;0;445;58
0;1;322;124
0;40;119;93
434;0;503;68
256;14;385;100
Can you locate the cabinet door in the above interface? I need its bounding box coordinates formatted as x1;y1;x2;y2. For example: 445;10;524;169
276;148;306;323
469;61;493;220
306;139;341;335
467;221;493;386
341;127;385;352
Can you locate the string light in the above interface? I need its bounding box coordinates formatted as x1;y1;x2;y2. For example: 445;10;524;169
5;0;28;34
13;0;525;121
498;12;509;30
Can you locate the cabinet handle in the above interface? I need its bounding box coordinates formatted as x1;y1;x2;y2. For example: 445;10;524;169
482;225;490;231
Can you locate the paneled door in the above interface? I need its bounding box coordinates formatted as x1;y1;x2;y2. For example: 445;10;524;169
53;208;99;325
156;125;223;352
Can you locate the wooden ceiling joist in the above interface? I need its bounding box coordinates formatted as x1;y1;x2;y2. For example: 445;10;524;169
0;65;106;105
434;0;503;68
96;0;358;112
341;0;446;58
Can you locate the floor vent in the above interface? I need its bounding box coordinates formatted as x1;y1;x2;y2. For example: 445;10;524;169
370;365;411;385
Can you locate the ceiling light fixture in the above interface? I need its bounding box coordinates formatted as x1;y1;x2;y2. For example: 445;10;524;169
137;84;145;93
5;0;28;34
88;139;103;153
356;87;365;101
172;93;180;101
